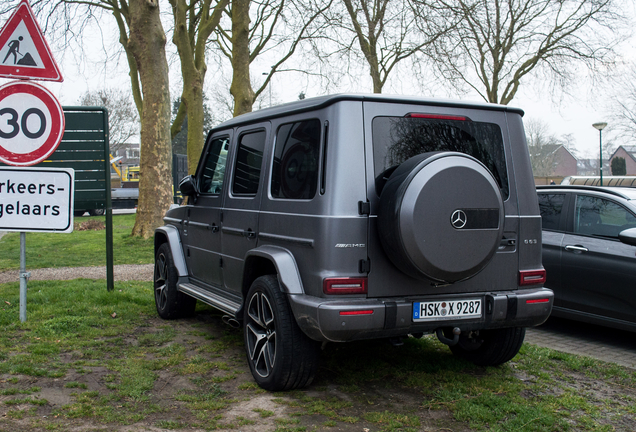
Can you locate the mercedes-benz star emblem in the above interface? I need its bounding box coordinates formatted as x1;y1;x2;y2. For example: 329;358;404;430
451;209;467;229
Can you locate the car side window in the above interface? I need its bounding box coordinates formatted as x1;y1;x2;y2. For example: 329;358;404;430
271;119;321;199
232;130;266;196
200;137;229;195
574;195;636;238
538;193;565;231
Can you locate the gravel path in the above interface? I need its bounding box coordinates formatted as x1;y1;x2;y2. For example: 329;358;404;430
0;229;153;284
0;264;154;284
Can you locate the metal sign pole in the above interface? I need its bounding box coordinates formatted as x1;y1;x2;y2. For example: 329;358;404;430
19;232;30;322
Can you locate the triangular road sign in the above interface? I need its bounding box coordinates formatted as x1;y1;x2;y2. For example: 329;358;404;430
0;0;63;82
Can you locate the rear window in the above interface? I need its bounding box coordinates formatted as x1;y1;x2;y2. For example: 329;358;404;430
372;116;509;199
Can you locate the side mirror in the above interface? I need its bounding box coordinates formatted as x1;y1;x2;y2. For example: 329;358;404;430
179;175;198;197
618;227;636;246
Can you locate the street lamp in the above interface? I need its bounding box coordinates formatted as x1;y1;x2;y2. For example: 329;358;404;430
593;122;607;186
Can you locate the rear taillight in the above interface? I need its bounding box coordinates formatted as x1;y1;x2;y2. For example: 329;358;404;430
519;269;546;286
323;277;368;295
405;113;469;121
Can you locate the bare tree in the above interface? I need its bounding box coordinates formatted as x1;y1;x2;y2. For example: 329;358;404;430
610;62;636;140
79;89;140;155
126;0;174;238
525;118;562;177
419;0;625;105
214;0;332;117
169;0;228;174
322;0;450;93
30;0;173;238
171;96;215;155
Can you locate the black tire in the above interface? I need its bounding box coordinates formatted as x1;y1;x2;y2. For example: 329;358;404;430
449;327;525;366
89;209;105;216
154;243;196;319
244;275;319;391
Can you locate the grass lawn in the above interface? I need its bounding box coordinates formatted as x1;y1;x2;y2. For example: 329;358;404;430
0;279;634;431
0;214;635;430
0;214;154;271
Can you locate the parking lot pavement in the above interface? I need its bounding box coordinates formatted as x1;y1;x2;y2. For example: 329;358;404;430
525;317;636;369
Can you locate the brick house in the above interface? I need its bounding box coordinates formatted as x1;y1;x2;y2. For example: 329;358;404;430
533;144;578;184
609;146;636;175
549;145;578;177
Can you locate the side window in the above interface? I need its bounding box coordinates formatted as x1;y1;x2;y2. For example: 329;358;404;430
200;137;229;195
538;193;565;231
271;119;321;200
232;130;266;196
574;195;636;238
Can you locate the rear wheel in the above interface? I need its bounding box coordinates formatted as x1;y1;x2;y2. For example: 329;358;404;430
154;243;196;319
88;209;105;216
244;275;319;391
449;327;525;366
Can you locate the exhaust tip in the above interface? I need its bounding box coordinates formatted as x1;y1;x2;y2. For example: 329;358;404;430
222;315;241;328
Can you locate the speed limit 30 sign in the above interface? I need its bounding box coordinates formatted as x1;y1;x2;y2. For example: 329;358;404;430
0;80;65;166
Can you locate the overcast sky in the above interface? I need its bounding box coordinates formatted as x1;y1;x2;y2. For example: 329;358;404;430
1;1;634;160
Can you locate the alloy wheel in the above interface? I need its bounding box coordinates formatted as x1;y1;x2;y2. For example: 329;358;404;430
154;252;168;311
245;291;277;378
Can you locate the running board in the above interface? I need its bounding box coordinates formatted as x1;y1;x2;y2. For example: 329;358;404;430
178;283;241;316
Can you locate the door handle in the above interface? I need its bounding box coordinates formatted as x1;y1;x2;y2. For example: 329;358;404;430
564;245;588;253
244;229;256;239
208;224;219;233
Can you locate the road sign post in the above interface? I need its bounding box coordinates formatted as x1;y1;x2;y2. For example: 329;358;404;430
19;232;26;322
0;166;74;322
0;0;81;322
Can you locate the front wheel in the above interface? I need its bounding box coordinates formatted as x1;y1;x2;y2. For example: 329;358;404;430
449;327;525;366
154;243;196;319
244;275;319;391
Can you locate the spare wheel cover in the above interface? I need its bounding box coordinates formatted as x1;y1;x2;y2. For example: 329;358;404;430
378;152;504;283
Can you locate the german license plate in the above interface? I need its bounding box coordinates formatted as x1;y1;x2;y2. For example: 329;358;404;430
412;299;482;322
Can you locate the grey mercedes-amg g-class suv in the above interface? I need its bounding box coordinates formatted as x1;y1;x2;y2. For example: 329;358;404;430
154;94;553;390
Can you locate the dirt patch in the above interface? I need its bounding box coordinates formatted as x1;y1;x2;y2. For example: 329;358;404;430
74;220;106;231
0;311;635;431
0;312;477;432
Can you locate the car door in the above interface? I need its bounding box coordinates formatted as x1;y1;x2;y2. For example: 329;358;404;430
183;134;231;289
560;193;636;323
537;192;569;299
221;125;269;296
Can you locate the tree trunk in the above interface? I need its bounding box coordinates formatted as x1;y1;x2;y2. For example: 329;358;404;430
171;0;227;173
128;0;174;238
370;55;382;93
184;78;205;174
230;0;255;117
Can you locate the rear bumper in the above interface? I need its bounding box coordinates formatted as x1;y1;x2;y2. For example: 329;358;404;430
288;288;553;342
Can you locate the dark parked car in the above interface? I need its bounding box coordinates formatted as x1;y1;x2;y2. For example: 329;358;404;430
538;185;636;331
153;94;553;390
